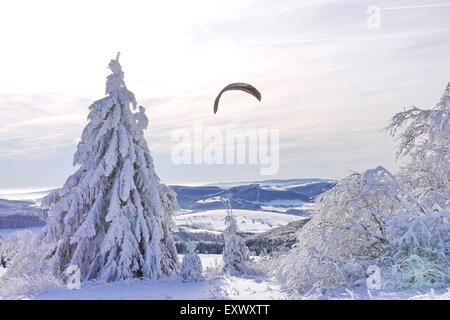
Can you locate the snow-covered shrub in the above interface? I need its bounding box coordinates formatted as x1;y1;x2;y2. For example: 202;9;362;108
386;209;450;287
0;231;40;273
0;231;62;298
38;53;179;282
180;241;203;282
221;198;251;275
0;236;7;267
393;254;449;288
275;167;404;293
383;83;450;287
204;257;224;278
274;83;450;294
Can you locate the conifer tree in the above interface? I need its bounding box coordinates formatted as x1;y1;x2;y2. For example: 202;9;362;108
41;53;179;282
221;198;250;275
180;241;202;282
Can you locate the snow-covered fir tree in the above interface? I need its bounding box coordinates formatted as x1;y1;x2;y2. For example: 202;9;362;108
180;241;203;282
221;198;250;275
40;53;179;282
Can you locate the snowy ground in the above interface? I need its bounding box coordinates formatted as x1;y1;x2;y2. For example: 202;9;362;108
2;253;450;300
1;212;449;300
0;254;287;300
2;251;449;300
294;286;450;300
0;209;300;300
174;209;303;234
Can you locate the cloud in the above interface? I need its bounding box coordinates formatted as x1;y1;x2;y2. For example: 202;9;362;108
0;0;449;188
0;94;88;158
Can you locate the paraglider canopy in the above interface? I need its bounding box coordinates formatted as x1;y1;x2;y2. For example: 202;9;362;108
214;82;261;114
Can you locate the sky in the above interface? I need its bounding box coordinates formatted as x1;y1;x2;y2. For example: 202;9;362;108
0;0;450;192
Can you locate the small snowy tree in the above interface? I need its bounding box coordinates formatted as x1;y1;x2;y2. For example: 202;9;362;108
180;241;203;282
274;168;401;293
40;53;179;282
221;198;250;275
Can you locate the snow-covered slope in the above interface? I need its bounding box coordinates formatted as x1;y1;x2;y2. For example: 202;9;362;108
0;226;42;239
172;179;335;213
0;189;54;201
245;219;310;254
0;199;45;229
174;209;304;234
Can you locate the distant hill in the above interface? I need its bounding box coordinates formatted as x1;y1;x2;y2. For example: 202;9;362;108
172;179;335;214
0;178;335;230
0;199;46;229
245;219;310;255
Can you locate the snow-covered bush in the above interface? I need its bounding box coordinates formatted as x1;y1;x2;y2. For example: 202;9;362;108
386;209;450;287
0;236;7;267
275;167;402;293
38;53;179;282
221;198;251;275
180;241;203;282
274;83;450;294
0;231;62;298
384;83;450;287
